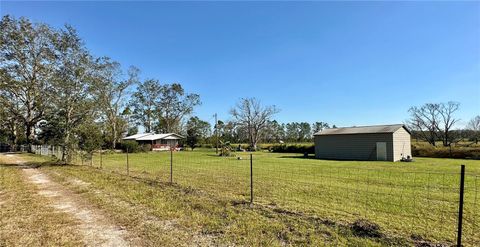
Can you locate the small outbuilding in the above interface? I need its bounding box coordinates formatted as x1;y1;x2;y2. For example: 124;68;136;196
314;124;411;162
122;133;184;151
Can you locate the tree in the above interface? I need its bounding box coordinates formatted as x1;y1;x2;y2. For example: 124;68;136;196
0;103;21;145
407;103;441;146
230;98;279;150
467;115;480;144
186;116;211;150
262;120;285;143
284;122;312;142
49;24;98;161
77;120;104;157
298;122;312;141
157;83;201;133
126;126;138;136
95;59;139;149
438;101;460;146
285;122;298;142
312;122;330;134
129;79;163;132
407;102;461;147
0;16;55;144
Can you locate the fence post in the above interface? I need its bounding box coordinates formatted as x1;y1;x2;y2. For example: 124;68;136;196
100;149;103;169
126;147;130;176
250;153;253;206
170;147;173;184
457;165;465;247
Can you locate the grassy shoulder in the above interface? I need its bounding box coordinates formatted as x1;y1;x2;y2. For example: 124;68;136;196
0;157;83;246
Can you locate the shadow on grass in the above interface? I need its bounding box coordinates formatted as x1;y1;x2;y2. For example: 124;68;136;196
277;155;316;159
0;160;70;168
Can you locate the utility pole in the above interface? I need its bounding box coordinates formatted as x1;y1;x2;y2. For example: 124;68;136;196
214;113;218;154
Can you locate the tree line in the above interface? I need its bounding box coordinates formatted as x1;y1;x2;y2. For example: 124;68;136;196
185;116;336;150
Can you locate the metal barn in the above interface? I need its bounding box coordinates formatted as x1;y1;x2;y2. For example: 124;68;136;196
314;124;411;162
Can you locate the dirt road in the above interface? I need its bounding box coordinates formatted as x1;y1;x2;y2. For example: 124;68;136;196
3;153;129;247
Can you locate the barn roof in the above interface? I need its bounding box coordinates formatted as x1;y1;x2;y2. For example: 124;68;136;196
314;124;410;136
135;133;184;141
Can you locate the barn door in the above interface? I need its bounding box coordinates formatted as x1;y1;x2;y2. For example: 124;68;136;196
376;142;387;161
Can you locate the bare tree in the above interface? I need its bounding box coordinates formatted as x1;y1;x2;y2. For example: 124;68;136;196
438;101;460;146
407;103;441;146
407;102;461;147
467;115;480;144
230;98;279;150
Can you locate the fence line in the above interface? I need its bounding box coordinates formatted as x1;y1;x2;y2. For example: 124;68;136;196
29;145;479;245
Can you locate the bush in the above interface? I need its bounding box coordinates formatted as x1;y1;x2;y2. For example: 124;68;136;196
118;141;140;153
139;144;151;152
196;144;213;149
269;144;315;154
412;144;480;159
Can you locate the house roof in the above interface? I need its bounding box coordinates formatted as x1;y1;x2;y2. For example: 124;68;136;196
314;124;410;136
122;133;154;140
135;133;184;141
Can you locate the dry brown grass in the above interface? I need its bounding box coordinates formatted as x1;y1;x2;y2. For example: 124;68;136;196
0;156;83;246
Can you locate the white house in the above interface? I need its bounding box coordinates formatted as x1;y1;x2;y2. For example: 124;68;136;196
122;133;184;151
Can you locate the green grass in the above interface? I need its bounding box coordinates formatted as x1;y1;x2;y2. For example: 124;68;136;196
72;149;480;246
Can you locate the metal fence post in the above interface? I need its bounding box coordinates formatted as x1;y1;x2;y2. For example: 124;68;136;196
250;153;253;206
126;147;130;176
170;147;173;184
100;149;103;169
457;164;465;247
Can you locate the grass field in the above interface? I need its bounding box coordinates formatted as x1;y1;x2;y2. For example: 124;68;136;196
71;149;480;246
1;153;404;246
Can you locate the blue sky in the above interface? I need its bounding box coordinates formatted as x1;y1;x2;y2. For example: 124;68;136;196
2;1;479;128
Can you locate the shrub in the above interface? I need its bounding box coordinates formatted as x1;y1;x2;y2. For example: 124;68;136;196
270;144;315;154
196;144;213;149
139;144;151;152
118;141;140;153
412;144;480;159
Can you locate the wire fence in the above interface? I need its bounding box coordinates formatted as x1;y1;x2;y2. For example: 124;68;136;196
31;145;479;246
